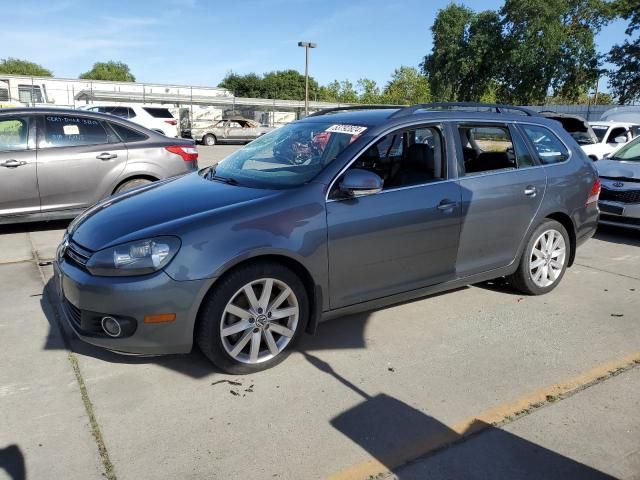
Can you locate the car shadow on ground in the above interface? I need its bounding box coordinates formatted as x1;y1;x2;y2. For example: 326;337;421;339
0;444;26;480
0;219;71;235
40;274;471;379
305;353;615;480
594;224;640;247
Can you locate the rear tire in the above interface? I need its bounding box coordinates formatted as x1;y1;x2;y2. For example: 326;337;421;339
203;134;216;146
114;177;153;194
196;261;308;374
508;219;570;295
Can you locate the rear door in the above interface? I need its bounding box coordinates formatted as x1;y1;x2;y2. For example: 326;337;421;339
36;113;128;212
455;122;547;276
0;115;39;216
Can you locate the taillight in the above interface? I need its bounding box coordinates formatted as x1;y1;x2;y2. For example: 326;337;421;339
164;120;177;126
586;177;601;205
165;145;198;162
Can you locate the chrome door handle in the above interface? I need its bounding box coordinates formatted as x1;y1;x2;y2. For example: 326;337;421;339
524;185;537;197
437;199;457;211
0;159;27;168
96;152;117;161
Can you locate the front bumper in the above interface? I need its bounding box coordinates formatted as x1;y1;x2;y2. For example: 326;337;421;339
54;259;210;355
598;200;640;231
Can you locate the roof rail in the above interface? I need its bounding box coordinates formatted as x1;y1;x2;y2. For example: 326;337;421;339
389;102;540;119
306;105;403;118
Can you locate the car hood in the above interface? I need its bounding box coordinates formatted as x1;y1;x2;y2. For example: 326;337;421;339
596;159;640;180
69;173;280;251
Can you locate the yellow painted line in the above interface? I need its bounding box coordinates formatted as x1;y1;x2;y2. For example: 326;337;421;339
328;351;640;480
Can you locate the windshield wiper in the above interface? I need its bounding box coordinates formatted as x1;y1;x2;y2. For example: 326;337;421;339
206;168;241;186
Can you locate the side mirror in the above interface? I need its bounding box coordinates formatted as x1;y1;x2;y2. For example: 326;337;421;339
614;136;627;144
339;169;383;197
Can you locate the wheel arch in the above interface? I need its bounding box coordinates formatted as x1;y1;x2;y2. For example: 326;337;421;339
194;254;322;339
545;211;577;266
112;174;159;194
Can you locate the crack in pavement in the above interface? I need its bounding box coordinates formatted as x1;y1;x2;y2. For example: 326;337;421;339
30;232;117;480
575;261;640;281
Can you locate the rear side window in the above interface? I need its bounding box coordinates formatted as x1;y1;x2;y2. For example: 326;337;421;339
41;115;109;148
458;125;516;175
521;125;570;164
102;106;135;119
0;117;30;151
110;123;147;142
143;107;173;119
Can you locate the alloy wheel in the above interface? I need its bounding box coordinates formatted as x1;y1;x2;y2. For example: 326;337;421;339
529;229;566;288
220;278;299;364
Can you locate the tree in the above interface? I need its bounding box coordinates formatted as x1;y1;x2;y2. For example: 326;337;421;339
317;80;359;103
498;0;609;104
218;72;264;97
357;78;382;104
383;66;431;105
79;61;135;82
262;70;318;101
422;6;502;102
422;4;474;101
0;58;52;76
607;0;640;103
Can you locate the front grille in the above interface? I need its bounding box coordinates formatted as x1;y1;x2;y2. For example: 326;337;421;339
600;187;640;204
65;240;92;269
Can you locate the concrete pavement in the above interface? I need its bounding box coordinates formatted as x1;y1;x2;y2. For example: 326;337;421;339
0;205;639;479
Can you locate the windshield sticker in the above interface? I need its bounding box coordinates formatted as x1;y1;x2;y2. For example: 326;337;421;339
325;124;367;135
63;125;80;135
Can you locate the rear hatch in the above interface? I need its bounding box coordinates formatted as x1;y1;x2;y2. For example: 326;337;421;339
540;111;598;147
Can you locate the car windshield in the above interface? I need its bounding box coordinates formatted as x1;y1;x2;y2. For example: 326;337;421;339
208;121;368;188
609;137;640;162
592;126;608;142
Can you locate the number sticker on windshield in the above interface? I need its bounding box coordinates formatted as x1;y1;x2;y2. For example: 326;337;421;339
325;124;367;135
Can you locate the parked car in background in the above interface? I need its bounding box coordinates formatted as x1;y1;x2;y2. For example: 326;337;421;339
191;118;273;146
80;104;179;137
596;135;640;230
586;121;640;160
601;106;640;124
0;108;198;224
53;103;599;373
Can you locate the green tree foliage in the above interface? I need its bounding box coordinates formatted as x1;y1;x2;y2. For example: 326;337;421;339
499;0;608;104
317;80;359;103
607;0;640;103
0;58;52;76
79;61;135;82
422;5;502;102
423;1;610;105
356;78;382;104
382;66;431;104
218;70;318;100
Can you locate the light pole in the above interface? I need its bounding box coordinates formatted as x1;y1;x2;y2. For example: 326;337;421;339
298;41;317;116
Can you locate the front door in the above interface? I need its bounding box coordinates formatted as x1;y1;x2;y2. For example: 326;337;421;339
454;122;547;276
327;124;462;308
0;115;39;217
36;113;128;212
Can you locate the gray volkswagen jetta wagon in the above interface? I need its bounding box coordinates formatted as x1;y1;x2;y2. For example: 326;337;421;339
54;103;600;373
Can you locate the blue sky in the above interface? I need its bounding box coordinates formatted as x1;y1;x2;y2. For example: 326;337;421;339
1;0;629;91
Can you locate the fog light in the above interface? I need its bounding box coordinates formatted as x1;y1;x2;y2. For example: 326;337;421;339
101;316;122;337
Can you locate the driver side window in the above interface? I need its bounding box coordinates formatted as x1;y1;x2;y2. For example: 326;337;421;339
340;125;445;192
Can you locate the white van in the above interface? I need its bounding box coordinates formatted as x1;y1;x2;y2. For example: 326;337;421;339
79;104;179;137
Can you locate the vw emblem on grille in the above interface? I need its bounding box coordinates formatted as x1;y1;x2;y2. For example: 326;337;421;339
612;181;624;188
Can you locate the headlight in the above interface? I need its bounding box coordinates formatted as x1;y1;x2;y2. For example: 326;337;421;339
86;236;181;276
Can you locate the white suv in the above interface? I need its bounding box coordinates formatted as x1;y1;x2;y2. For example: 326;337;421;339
583;121;640;161
80;104;179;137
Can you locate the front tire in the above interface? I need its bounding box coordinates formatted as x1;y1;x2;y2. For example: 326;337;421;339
196;261;308;374
203;134;216;146
508;219;570;295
